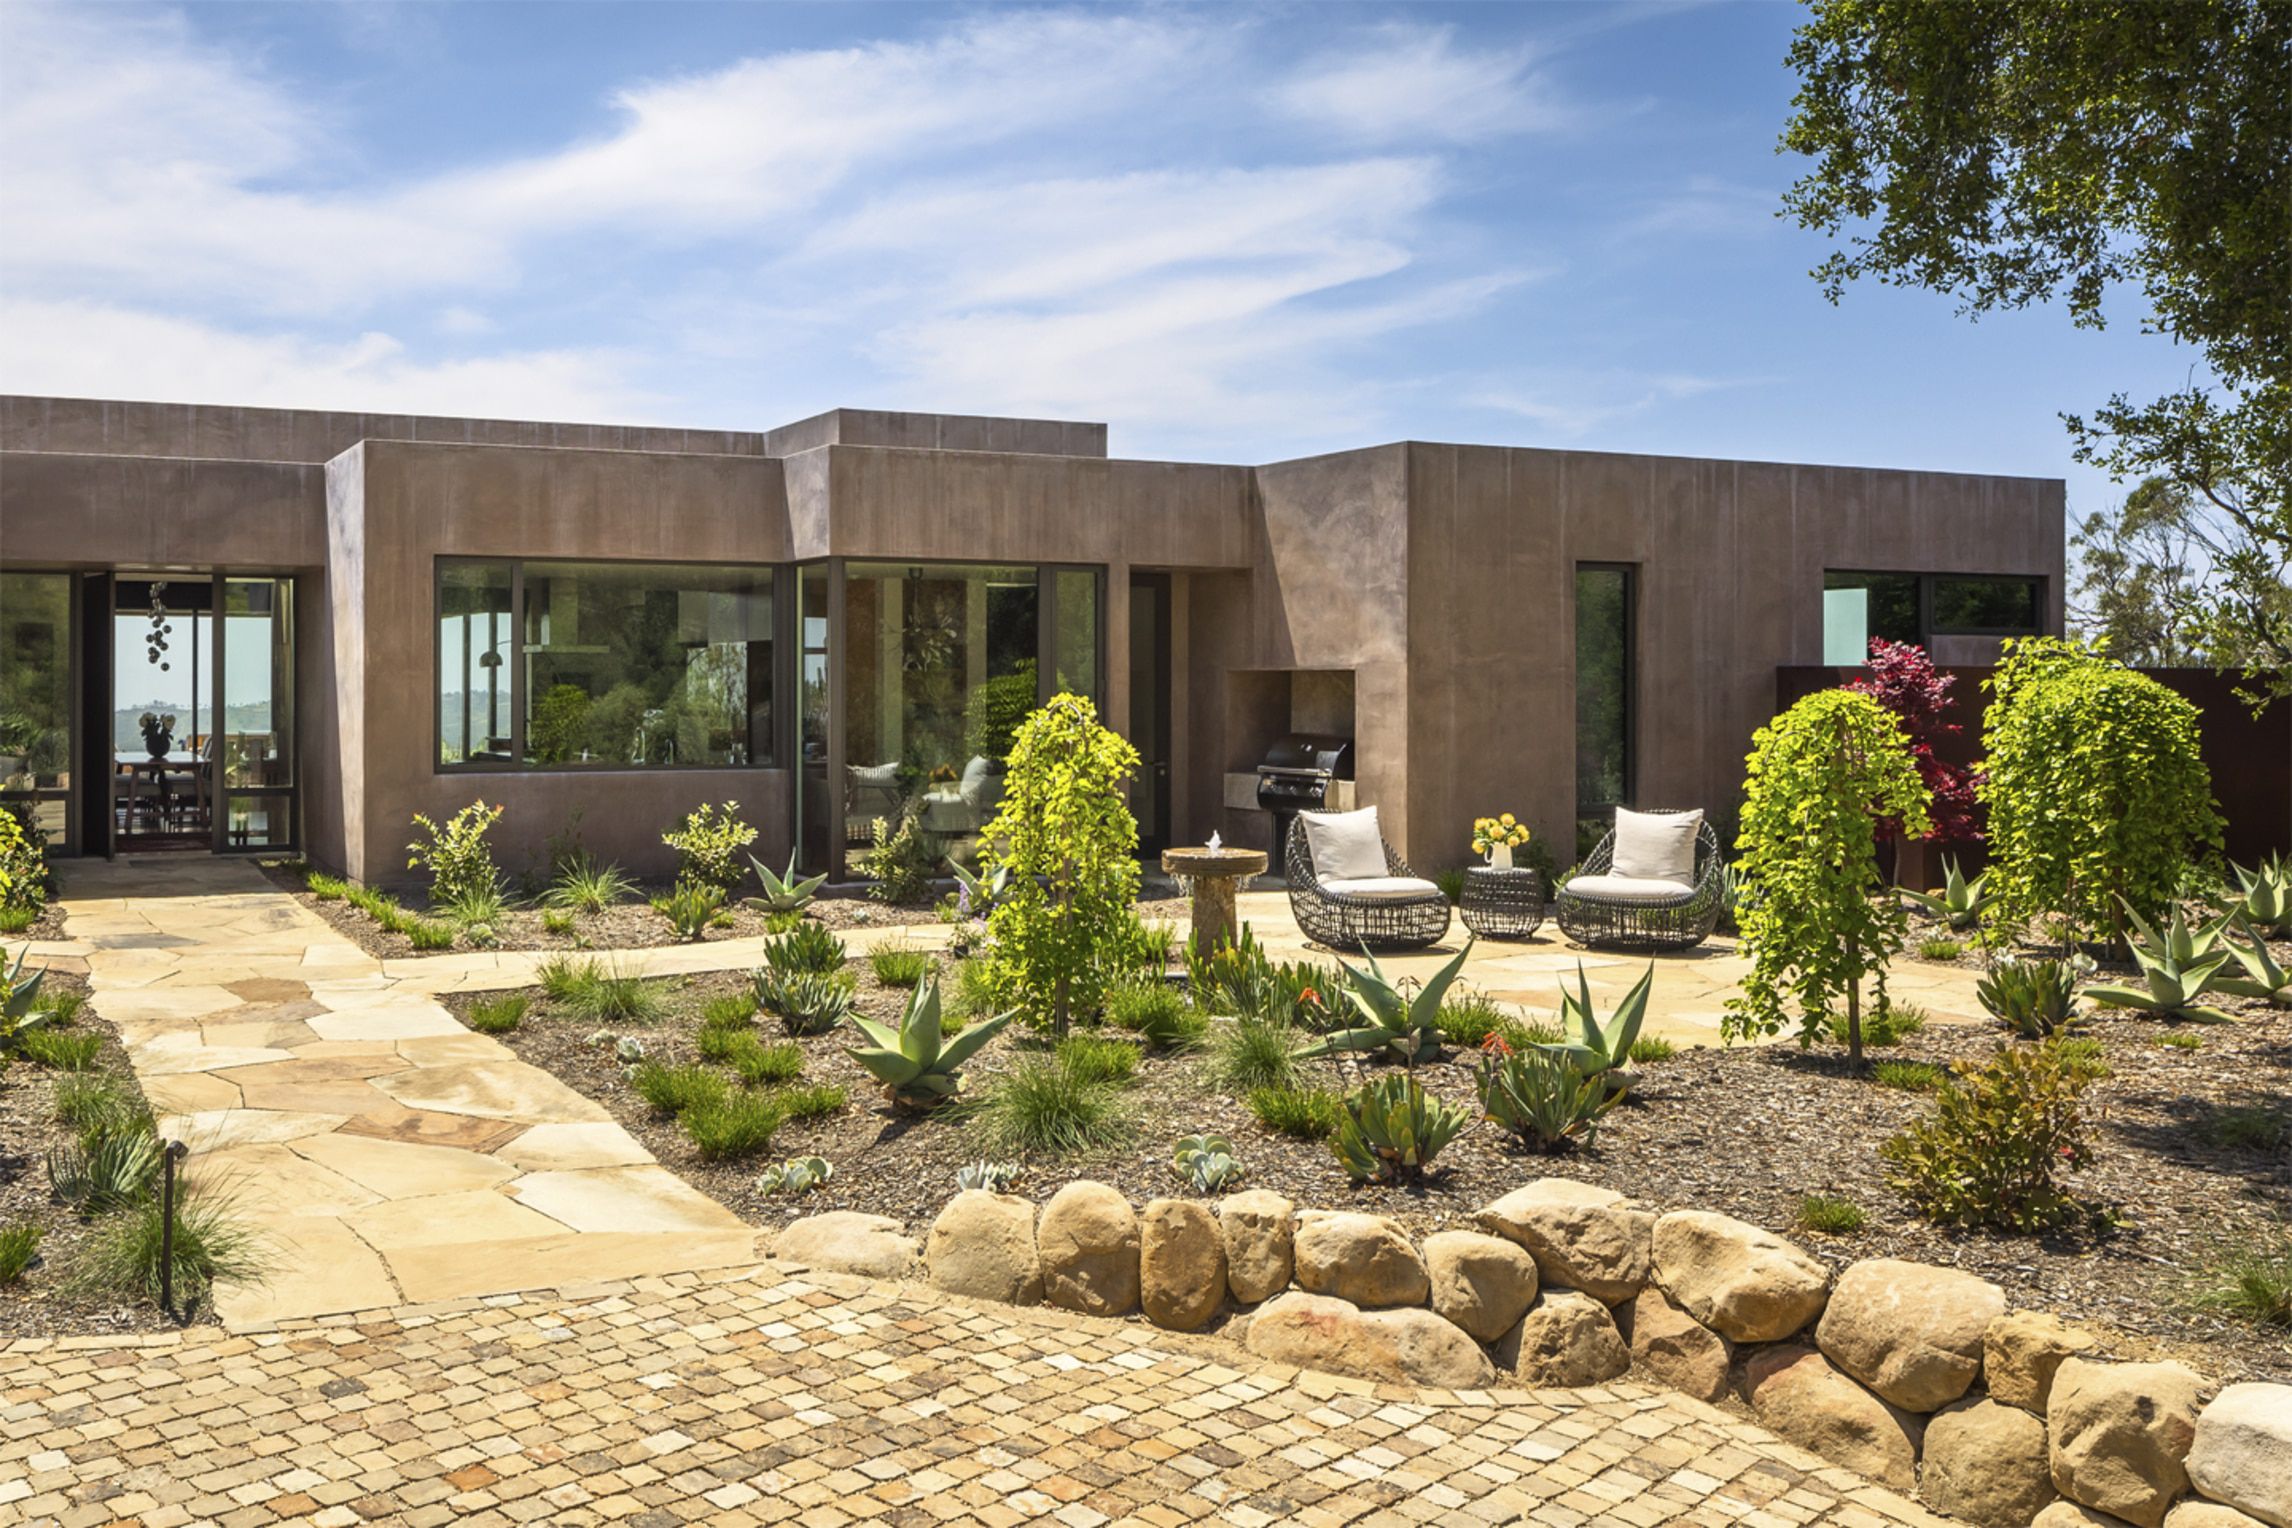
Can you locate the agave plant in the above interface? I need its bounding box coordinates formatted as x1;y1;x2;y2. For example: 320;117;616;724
1976;955;2087;1038
746;851;827;915
754;968;855;1037
949;860;1011;918
0;948;51;1056
1330;1073;1470;1183
1295;940;1472;1065
955;1158;1023;1193
2086;899;2237;1023
1476;1043;1614;1153
848;974;1013;1109
1902;857;1990;931
1172;1134;1244;1193
1542;962;1652;1095
756;1155;832;1194
2231;853;2291;938
2217;919;2292;1007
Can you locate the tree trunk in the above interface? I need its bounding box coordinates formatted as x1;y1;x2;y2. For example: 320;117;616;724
1844;942;1864;1070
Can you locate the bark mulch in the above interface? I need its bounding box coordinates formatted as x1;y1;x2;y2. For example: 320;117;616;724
455;944;2292;1386
0;967;185;1339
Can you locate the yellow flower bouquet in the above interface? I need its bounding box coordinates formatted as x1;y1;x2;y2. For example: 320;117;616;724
1471;812;1531;865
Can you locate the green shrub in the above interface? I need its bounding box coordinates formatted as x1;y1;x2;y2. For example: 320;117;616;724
753;969;855;1036
1206;1015;1296;1093
1331;1073;1470;1183
869;945;930;988
1094;911;1177;986
445;881;507;929
980;694;1141;1035
63;1178;268;1311
763;909;807;935
1979;957;2085;1037
1796;1194;1867;1235
1871;1060;1946;1091
770;1082;848;1121
1828;1002;1926;1048
729;1038;804;1087
575;963;657;1023
1919;936;1965;961
1104;977;1202;1050
1727;689;1932;1065
652;881;725;941
39;987;85;1026
759;922;848;977
543;856;636;915
1434;990;1511;1049
0;905;35;933
0;1223;39;1284
21;1029;101;1070
967;1058;1133;1156
1979;637;2224;945
1246;1085;1342;1139
467;994;528;1035
854;809;938;905
1056;1033;1141;1087
1880;1041;2094;1231
681;1092;785;1160
629;1062;728;1117
2158;1031;2204;1049
700;994;757;1031
2054;1035;2112;1082
2182;1226;2292;1328
406;919;456;951
307;873;349;902
2207;1106;2290;1152
661;802;757;893
1627;1035;1678;1064
407;800;505;907
541;908;577;937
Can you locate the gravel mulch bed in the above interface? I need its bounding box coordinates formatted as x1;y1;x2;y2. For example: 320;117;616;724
456;938;2292;1385
259;857;1192;961
0;968;190;1339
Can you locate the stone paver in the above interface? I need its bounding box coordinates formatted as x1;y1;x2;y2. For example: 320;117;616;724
0;1263;1950;1528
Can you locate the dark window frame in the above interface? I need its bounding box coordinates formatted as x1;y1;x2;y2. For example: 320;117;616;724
1574;561;1637;818
1824;569;2047;648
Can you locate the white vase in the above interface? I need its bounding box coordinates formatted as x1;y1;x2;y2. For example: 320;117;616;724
1490;844;1514;870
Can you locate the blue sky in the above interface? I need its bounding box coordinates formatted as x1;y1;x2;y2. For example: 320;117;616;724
0;1;2205;511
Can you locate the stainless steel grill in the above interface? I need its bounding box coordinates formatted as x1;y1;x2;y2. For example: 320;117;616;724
1255;734;1353;875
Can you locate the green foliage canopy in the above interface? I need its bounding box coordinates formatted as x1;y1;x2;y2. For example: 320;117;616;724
1725;688;1931;1064
1978;637;2223;945
981;694;1141;1035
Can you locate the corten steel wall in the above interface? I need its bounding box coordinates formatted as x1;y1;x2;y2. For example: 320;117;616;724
1778;665;2292;865
1397;445;2062;873
326;440;793;887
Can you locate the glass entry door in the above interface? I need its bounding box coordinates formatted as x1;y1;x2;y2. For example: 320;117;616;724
214;577;295;850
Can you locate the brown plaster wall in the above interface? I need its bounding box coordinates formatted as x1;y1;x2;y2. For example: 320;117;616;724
764;409;1106;460
0;452;324;570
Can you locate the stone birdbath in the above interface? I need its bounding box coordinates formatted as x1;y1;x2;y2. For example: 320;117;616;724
1161;843;1269;953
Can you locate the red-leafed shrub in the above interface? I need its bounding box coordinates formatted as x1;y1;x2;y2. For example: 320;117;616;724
1849;639;1981;842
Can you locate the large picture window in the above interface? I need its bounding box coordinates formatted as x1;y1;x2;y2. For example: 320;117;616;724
1575;564;1634;850
1823;570;2043;661
0;571;73;843
438;559;776;771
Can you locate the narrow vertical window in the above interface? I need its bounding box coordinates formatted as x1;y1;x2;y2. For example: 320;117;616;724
1574;565;1634;852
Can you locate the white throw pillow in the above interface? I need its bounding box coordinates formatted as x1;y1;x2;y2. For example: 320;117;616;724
851;762;900;789
957;755;995;806
1610;807;1701;886
1302;806;1389;882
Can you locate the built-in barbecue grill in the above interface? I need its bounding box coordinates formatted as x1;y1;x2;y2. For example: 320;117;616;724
1256;734;1355;876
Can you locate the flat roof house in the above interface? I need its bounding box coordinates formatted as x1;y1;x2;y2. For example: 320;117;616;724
0;395;2064;888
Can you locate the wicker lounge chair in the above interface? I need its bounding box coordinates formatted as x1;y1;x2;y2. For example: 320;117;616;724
1557;809;1724;952
1285;814;1451;951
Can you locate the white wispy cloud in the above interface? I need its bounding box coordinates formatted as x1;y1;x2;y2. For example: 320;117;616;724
1472;372;1755;438
1268;23;1568;143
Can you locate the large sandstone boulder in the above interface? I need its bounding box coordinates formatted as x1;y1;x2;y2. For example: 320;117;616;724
1292;1211;1430;1309
1988;1310;2102;1414
926;1191;1041;1304
1495;1289;1631;1387
2168;1506;2274;1528
1218;1189;1294;1305
1816;1258;2005;1412
772;1211;917;1278
1424;1230;1539;1342
1245;1291;1495;1389
2186;1382;2292;1528
1922;1397;2057;1528
1739;1345;1924;1491
1036;1180;1141;1316
1653;1210;1830;1343
2048;1359;2207;1528
1476;1179;1655;1304
1625;1286;1732;1403
1139;1198;1225;1333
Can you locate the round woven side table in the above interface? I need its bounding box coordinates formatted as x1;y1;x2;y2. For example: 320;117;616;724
1461;866;1545;940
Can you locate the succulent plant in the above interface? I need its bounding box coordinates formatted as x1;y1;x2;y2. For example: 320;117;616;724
756;1155;832;1194
757;921;849;977
1172;1134;1244;1193
950;859;1011;917
955;1158;1023;1193
2216;919;2292;1007
613;1036;647;1063
746;850;828;915
2085;898;2237;1023
1296;940;1472;1065
1329;1073;1470;1184
1475;1043;1614;1153
755;968;856;1036
0;948;51;1056
1976;955;2088;1037
1901;857;1990;931
2231;852;2290;937
849;974;1014;1109
1541;961;1652;1095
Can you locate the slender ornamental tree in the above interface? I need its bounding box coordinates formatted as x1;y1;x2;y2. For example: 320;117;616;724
1725;689;1932;1068
1978;637;2224;949
981;693;1141;1037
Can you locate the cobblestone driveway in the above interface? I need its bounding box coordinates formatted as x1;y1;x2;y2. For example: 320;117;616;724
1;1264;1946;1528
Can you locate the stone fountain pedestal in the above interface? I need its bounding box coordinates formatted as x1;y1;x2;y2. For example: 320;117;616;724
1161;846;1269;953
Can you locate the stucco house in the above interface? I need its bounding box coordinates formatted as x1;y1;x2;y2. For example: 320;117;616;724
0;395;2064;887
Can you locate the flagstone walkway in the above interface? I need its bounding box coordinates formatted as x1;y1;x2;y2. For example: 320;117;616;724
0;1262;1948;1528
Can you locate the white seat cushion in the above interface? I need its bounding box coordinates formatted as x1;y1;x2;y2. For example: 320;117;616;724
1564;873;1697;904
1611;807;1701;884
1302;806;1388;881
1321;875;1444;903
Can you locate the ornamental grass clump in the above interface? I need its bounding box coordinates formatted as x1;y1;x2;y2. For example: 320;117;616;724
979;694;1142;1037
1879;1039;2095;1231
968;1058;1133;1157
681;1092;786;1161
543;855;636;915
1726;689;1932;1067
869;944;929;988
728;1038;804;1087
1246;1085;1343;1139
629;1062;728;1118
1054;1032;1141;1086
65;1177;268;1312
1796;1194;1867;1235
1103;977;1203;1050
466;994;527;1034
1979;637;2223;948
1206;1015;1297;1093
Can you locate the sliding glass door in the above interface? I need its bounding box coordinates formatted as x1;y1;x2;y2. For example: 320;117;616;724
216;577;294;850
